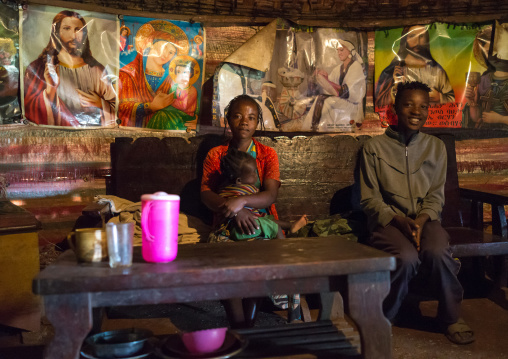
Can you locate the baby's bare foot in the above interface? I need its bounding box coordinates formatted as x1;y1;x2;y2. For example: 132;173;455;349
290;214;308;234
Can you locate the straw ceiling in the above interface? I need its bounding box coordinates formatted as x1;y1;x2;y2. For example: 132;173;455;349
30;0;508;28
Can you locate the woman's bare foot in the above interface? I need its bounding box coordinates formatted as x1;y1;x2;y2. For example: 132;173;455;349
290;215;308;234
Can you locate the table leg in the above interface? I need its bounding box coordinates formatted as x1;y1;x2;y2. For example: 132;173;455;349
43;293;92;359
346;271;391;359
318;292;344;320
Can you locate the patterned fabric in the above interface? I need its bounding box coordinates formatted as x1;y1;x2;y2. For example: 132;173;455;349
219;184;261;216
272;293;301;311
246;141;262;189
201;138;280;222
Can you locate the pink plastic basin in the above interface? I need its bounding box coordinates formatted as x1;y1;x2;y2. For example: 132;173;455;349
180;327;228;354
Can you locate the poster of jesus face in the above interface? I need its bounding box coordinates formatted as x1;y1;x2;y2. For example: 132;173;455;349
21;5;118;128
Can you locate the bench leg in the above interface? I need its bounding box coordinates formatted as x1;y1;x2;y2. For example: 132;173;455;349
491;204;507;239
43;293;92;359
346;271;391;359
470;199;484;231
491;204;507;288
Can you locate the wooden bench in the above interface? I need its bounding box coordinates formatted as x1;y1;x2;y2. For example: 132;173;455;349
81;133;508;293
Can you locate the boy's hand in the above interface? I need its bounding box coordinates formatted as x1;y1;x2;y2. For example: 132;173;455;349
390;215;419;246
413;214;430;251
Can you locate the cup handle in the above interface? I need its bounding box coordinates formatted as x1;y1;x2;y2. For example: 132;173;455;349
67;232;76;251
141;202;155;242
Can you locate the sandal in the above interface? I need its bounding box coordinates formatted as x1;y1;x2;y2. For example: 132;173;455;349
445;318;475;345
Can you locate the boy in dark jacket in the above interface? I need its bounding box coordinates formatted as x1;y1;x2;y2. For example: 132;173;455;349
360;81;474;345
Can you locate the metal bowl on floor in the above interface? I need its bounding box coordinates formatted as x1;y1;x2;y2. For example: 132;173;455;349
85;328;153;358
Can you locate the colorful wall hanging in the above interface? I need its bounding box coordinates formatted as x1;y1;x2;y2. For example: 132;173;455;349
118;16;204;131
0;3;21;124
212;20;368;133
374;23;490;128
20;5;118;128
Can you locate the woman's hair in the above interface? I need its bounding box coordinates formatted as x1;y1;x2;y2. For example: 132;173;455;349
394;81;431;109
220;147;256;185
223;94;265;132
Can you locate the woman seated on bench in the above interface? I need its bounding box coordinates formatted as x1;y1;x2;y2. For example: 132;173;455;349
200;94;301;325
359;81;475;345
201;94;281;243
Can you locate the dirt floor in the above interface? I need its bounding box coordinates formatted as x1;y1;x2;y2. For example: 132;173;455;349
1;292;507;359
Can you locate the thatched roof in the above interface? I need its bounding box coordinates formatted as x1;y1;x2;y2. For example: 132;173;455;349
30;0;508;28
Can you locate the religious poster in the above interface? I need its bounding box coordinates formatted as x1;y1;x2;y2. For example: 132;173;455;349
212;20;367;133
20;5;118;127
463;21;508;130
0;3;21;125
374;23;489;128
118;16;204;131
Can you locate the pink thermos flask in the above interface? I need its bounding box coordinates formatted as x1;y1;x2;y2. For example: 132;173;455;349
141;192;180;263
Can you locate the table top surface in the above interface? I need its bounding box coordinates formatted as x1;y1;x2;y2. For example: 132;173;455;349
460;185;508;204
33;236;395;295
0;200;41;233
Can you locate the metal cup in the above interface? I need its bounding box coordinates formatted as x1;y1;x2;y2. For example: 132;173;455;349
67;228;107;263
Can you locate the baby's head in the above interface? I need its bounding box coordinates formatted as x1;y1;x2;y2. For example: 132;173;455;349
175;60;195;88
220;148;257;186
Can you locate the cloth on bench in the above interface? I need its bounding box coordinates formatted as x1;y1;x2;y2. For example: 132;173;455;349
94;195;210;246
290;213;365;242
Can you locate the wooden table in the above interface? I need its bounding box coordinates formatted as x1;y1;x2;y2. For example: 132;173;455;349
0;200;41;332
460;185;508;238
33;236;395;359
460;185;508;288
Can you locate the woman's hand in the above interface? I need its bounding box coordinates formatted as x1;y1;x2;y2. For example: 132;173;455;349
233;208;260;235
315;69;328;79
220;196;247;218
149;92;174;112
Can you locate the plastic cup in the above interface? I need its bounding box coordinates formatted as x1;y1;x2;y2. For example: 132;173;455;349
106;222;134;268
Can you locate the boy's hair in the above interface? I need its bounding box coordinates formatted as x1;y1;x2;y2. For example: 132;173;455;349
224;94;265;131
220;147;256;185
394;81;431;109
175;61;195;78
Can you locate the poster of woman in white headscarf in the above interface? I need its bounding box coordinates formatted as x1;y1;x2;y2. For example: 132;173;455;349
298;32;367;132
211;22;367;132
118;17;204;131
21;5;117;127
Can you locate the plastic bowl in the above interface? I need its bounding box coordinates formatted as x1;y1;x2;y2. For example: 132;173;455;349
180;327;228;354
85;328;153;358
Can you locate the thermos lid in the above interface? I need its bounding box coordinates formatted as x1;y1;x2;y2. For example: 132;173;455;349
141;192;180;201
